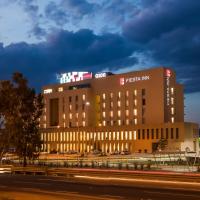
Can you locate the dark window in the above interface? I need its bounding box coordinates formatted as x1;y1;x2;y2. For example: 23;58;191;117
156;129;159;139
176;128;179;139
69;96;72;102
82;104;85;110
142;108;145;115
142;89;145;96
161;128;164;139
50;98;59;126
69;122;72;128
142;129;145;139
75;104;78;111
166;128;169;139
142;118;145;124
171;128;174;139
75;95;78;101
138;130;141;140
142;99;146;106
147;129;149;139
151;129;154;139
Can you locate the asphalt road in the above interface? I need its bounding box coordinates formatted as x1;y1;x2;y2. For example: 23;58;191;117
0;174;200;200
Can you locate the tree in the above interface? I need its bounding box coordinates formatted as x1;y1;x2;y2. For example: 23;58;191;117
0;73;44;166
157;139;168;151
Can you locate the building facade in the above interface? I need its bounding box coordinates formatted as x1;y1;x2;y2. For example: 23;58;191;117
40;67;199;153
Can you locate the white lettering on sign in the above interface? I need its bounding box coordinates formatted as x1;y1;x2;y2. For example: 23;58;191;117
120;75;150;85
95;72;107;78
59;72;92;84
165;69;171;106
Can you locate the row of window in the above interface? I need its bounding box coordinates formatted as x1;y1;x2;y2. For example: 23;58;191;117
41;128;179;142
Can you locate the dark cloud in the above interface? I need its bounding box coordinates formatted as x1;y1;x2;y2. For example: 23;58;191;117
45;2;68;26
123;0;200;93
0;29;136;91
60;0;95;16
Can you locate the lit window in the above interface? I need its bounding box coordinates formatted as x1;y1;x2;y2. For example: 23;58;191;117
82;94;86;101
171;107;174;115
121;131;124;140
134;99;137;106
134;118;137;125
118;92;121;98
129;131;132;140
125;131;128;140
118;120;121;126
118;110;121;117
44;123;46;128
126;119;129;125
117;101;121;107
103;121;106;126
110;102;114;108
44;89;52;94
126;110;129;116
103;112;106;118
103;102;106;108
126;91;129;97
63;114;65;119
134;90;137;96
171;88;174;95
103;93;106;99
69;104;72;111
64;122;66;127
126;100;129;107
58;87;63;92
134;109;137;116
171;98;174;105
133;131;137;140
110;93;113;98
69;113;72;119
171;117;174;123
83;121;86;127
82;112;86;118
43;115;46;121
76;113;79;118
117;132;120;140
110;120;114;126
110;111;113;117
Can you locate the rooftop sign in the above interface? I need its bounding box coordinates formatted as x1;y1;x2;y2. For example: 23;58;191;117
58;72;92;84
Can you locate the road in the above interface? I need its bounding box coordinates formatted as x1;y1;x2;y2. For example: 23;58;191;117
0;174;200;200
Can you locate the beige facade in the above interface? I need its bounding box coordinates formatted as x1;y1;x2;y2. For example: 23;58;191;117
40;67;199;153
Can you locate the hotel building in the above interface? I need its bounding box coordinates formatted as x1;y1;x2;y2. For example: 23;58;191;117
40;67;199;153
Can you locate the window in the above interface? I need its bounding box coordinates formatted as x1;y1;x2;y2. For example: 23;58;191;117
161;128;164;139
142;99;146;106
138;130;140;139
117;110;121;117
171;107;174;115
151;129;154;139
82;94;86;101
44;89;52;94
142;88;145;96
75;95;78;101
171;117;174;123
110;111;113;117
133;109;137;116
126;90;129;97
58;87;63;92
69;96;72;102
103;93;106;100
171;87;174;95
156;129;159;139
134;90;137;96
142;129;145;139
75;104;78;111
166;128;169;139
176;128;179;139
147;129;149;139
171;128;174;139
125;110;129;116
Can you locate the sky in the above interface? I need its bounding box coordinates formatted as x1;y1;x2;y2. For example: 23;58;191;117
0;0;199;124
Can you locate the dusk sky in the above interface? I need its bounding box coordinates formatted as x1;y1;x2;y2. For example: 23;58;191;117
0;0;199;124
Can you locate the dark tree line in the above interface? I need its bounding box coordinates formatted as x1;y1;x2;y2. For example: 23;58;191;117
0;73;43;166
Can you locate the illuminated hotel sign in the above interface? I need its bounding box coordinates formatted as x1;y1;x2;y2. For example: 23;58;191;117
120;75;150;85
95;72;107;79
59;72;92;84
165;69;171;106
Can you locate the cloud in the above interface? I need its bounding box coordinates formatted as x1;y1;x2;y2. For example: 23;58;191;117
123;0;200;93
0;29;136;91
